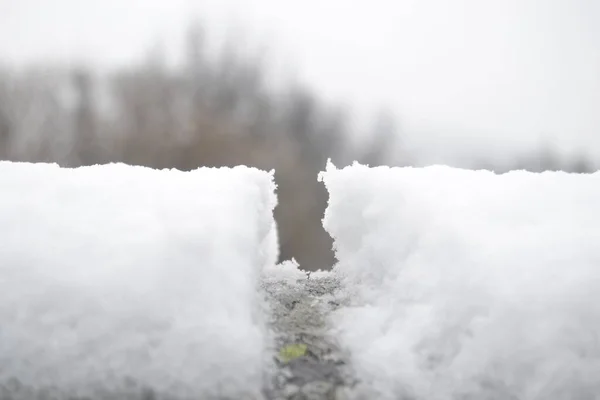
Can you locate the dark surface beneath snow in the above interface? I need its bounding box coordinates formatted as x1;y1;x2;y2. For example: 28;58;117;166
261;274;357;400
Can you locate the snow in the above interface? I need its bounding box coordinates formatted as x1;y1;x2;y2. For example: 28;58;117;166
262;259;308;284
319;161;600;400
0;161;278;399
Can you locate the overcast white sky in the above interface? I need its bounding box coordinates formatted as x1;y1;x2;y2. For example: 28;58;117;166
1;0;599;163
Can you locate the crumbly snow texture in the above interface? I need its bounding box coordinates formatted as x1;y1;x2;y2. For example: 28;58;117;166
0;162;277;399
319;161;600;400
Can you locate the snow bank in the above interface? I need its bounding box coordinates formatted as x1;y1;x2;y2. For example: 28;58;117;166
320;162;600;400
0;162;277;399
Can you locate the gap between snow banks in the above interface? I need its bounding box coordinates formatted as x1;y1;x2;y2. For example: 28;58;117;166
261;261;356;400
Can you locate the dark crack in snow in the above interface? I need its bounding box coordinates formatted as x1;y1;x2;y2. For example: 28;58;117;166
261;269;356;400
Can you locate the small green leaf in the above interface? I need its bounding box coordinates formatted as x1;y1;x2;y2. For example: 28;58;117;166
278;343;308;362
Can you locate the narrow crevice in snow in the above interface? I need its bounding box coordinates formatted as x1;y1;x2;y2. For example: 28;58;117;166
261;261;356;400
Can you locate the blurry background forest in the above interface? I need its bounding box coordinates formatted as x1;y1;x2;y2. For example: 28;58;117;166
1;7;598;269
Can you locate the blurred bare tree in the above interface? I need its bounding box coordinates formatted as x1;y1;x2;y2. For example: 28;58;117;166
0;71;11;160
71;68;101;166
359;108;400;167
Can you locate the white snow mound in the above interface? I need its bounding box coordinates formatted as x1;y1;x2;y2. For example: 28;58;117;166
320;161;600;400
0;162;277;399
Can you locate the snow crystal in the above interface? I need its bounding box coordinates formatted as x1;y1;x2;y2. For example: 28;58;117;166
0;162;277;399
319;161;600;400
262;259;308;284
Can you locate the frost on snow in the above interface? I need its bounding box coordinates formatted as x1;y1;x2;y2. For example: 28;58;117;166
320;162;600;400
0;162;277;399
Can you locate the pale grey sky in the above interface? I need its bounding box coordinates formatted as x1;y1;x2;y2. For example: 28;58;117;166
1;0;599;162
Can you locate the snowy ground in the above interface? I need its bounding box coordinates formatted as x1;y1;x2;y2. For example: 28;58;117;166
1;161;600;400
